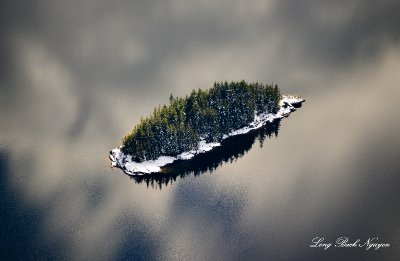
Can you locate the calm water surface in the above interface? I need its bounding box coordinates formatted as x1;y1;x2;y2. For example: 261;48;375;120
1;1;400;260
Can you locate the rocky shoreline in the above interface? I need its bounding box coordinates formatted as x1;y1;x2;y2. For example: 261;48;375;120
110;95;304;175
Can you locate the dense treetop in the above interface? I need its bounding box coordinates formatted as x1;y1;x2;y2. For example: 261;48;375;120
122;81;281;161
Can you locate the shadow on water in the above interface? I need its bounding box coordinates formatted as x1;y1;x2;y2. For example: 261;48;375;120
129;119;281;189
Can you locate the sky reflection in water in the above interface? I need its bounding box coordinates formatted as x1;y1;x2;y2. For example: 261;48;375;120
1;1;400;260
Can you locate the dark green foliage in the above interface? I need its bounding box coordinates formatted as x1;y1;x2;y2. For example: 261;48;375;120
122;80;281;161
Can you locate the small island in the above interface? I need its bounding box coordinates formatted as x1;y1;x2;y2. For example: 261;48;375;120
110;81;304;175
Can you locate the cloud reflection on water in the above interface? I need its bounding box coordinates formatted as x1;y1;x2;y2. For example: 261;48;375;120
1;0;400;260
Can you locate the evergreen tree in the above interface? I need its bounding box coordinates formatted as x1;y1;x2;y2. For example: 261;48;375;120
121;81;282;161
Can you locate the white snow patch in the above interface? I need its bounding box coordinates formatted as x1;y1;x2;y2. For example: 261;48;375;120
110;95;304;175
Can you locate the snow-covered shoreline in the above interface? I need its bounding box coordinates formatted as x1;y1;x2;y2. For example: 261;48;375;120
109;95;304;175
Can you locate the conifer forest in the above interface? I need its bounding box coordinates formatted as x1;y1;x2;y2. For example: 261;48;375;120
122;81;281;161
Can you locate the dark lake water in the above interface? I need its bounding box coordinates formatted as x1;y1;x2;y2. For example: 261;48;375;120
1;1;400;260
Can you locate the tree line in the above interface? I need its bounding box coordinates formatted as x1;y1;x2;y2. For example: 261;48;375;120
122;80;281;161
131;120;281;189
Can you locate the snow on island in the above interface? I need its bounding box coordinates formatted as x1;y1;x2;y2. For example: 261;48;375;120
109;95;304;175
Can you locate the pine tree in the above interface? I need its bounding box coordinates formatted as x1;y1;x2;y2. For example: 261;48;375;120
121;81;282;161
